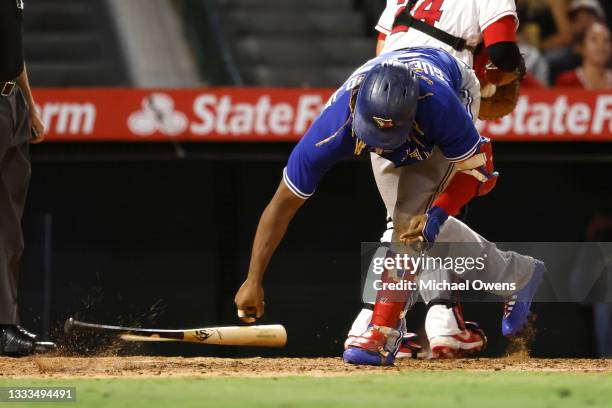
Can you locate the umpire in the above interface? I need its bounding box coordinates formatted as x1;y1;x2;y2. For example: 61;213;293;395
0;0;55;356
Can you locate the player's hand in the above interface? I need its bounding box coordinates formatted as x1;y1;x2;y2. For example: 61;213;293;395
401;214;428;244
400;206;449;244
29;107;45;144
234;280;264;324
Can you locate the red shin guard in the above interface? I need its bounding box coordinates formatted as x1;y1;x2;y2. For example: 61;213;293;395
371;253;417;328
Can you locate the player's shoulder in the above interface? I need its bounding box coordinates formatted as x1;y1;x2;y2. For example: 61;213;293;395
475;0;517;28
395;48;462;92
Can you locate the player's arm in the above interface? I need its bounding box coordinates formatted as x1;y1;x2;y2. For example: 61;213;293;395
401;90;497;244
374;0;396;56
432;137;497;217
477;14;525;120
376;33;387;56
234;180;305;322
234;95;353;322
482;16;523;76
401;138;497;244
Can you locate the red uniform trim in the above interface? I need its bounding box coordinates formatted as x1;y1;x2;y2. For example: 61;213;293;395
483;15;517;46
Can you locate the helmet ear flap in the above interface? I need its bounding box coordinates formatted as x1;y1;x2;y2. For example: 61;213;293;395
349;75;365;114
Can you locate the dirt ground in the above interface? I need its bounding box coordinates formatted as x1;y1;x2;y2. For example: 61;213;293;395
1;356;611;378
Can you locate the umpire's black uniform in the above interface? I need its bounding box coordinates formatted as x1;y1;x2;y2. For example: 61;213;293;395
0;0;32;326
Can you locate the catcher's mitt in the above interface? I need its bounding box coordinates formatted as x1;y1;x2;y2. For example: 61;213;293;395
478;79;520;121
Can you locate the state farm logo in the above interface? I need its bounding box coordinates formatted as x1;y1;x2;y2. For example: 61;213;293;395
128;92;324;138
128;93;188;136
478;95;612;137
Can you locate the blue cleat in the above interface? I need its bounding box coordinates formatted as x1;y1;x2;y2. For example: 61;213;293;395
502;260;545;337
342;347;396;366
342;327;401;366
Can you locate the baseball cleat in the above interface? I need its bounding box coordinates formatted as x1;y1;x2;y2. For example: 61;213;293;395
396;333;426;359
345;332;424;359
429;322;487;359
502;260;545;337
343;327;402;366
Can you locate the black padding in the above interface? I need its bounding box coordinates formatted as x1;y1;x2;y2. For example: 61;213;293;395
486;41;523;72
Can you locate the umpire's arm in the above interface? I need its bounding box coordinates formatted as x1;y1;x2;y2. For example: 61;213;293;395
16;63;45;143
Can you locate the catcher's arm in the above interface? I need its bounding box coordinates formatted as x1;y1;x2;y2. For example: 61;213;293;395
235;181;305;322
376;33;386;56
476;16;525;120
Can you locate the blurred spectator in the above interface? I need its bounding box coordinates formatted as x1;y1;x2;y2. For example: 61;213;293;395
519;0;607;84
517;0;572;50
555;22;612;88
518;42;551;87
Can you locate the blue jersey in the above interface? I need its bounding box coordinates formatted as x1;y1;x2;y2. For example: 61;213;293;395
284;47;480;199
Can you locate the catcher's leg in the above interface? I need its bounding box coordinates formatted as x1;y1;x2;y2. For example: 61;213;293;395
426;301;487;359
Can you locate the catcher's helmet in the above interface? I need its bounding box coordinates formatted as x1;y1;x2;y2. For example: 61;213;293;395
353;60;419;151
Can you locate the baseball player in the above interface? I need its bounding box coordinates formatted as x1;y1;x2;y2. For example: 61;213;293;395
346;0;528;360
234;47;544;366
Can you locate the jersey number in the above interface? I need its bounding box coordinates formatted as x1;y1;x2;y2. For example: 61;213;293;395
413;0;444;26
394;0;445;32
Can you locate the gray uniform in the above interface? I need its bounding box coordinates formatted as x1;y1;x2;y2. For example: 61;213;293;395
371;59;535;302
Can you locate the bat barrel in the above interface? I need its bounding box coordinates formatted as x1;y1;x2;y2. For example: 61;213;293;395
63;317;287;348
184;324;287;347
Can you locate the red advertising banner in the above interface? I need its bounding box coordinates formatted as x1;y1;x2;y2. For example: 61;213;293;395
33;88;612;142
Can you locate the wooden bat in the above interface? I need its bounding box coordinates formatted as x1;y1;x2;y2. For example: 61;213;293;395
64;317;287;347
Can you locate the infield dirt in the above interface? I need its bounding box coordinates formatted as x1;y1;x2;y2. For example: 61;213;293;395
1;357;611;378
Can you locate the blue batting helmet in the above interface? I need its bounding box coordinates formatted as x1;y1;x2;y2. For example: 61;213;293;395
353;60;419;151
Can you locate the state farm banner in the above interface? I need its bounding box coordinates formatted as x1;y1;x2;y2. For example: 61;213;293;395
34;88;612;142
34;88;332;142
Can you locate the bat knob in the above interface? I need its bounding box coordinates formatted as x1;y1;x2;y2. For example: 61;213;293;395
64;317;75;334
237;309;258;324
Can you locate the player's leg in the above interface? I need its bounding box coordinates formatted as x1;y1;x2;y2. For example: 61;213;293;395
437;217;544;335
344;149;454;365
344;216;425;359
388;150;487;358
415;59;486;357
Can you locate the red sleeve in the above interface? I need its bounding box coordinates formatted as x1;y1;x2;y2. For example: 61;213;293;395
433;173;480;217
378;32;387;41
483;15;517;46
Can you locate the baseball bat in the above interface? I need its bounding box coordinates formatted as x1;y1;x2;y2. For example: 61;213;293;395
64;317;287;347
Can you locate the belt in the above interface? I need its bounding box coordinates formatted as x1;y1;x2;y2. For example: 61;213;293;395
0;81;16;97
